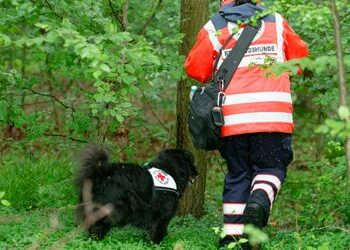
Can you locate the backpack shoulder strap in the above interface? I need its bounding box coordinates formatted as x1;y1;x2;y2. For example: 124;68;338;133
214;21;262;91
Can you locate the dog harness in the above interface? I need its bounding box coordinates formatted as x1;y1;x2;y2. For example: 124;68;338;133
147;167;179;196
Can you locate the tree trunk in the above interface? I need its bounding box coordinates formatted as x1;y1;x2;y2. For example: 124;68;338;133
176;0;210;217
330;0;350;188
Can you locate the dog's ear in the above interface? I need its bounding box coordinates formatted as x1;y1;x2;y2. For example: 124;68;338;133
162;149;194;161
165;149;195;167
183;150;194;164
176;150;197;177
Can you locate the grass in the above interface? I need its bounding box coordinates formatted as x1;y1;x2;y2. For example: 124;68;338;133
0;147;349;249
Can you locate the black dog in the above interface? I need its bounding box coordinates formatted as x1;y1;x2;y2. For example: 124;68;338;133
74;145;197;243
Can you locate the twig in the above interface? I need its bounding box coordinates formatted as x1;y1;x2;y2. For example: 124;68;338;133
97;102;111;143
25;88;75;112
42;133;88;143
137;0;163;35
43;0;63;20
213;151;227;175
115;143;132;155
142;94;169;131
98;116;109;143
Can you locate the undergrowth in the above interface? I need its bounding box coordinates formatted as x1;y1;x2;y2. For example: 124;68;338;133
0;146;349;249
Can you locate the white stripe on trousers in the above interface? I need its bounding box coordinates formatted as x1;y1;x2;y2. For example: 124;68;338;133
251;183;275;206
252;174;282;191
223;224;244;236
223;203;246;215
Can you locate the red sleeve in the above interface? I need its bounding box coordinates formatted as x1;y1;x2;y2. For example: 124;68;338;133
184;28;218;83
283;20;309;60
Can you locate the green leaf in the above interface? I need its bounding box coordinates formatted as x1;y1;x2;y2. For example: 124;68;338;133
92;108;98;116
338;106;350;120
227;242;237;249
0;192;5;199
1;199;11;207
81;48;90;58
116;114;124;123
35;23;49;30
0;34;11;47
93;70;102;79
220;232;226;239
238;238;249;243
315;125;329;134
318;242;330;250
212;227;220;234
100;64;111;73
45;31;58;43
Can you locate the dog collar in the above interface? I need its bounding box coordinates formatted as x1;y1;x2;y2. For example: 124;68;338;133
147;167;178;195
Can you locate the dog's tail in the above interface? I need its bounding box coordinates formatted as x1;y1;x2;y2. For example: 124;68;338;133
74;144;111;188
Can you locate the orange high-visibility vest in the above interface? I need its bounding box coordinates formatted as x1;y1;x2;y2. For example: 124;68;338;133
185;4;309;137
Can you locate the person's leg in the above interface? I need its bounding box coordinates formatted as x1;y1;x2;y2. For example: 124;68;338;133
219;135;253;248
244;133;293;241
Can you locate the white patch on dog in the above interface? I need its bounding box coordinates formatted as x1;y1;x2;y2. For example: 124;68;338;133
148;168;177;191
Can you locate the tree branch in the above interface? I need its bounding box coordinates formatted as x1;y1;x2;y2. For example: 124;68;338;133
42;133;88;143
108;0;126;31
330;0;350;188
122;0;130;29
25;87;99;128
330;0;347;107
43;0;63;20
142;94;169;132
137;0;163;35
25;88;75;112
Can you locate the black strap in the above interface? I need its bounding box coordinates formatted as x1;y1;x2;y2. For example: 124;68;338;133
213;21;262;91
211;32;235;80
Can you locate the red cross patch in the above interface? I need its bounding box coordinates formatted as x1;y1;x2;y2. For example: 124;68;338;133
154;171;169;184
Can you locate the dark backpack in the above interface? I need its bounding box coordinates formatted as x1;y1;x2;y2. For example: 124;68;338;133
188;82;222;150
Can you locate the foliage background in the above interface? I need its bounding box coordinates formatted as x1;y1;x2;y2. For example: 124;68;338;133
0;0;349;249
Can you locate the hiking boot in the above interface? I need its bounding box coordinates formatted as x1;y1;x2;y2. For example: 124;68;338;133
243;202;266;229
242;202;267;250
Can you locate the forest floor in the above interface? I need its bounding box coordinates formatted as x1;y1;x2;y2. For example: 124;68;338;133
0;144;349;250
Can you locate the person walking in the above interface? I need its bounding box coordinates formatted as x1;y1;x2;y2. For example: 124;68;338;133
185;0;309;248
